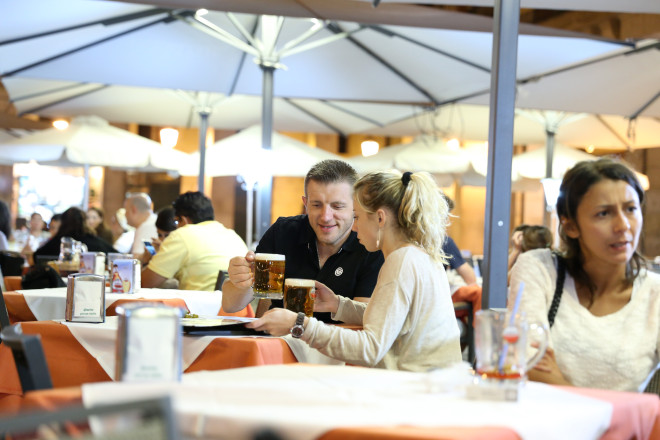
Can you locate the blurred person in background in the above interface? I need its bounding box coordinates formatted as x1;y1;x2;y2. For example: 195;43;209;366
34;207;118;259
110;208;134;254
140;206;177;266
0;200;11;251
20;212;50;265
124;192;157;260
87;207;114;246
509;158;660;392
507;224;553;274
141;192;248;291
48;214;62;238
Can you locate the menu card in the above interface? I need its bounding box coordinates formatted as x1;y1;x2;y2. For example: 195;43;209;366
65;274;105;323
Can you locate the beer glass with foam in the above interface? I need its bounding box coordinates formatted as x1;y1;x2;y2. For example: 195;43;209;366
252;253;285;299
284;278;316;317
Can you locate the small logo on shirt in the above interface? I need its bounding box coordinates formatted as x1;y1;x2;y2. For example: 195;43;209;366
335;267;343;277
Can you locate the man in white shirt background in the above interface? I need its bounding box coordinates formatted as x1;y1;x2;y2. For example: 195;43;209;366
123;192;157;261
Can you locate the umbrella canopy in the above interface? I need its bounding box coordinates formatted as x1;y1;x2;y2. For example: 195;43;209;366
178;125;342;178
0;1;626;131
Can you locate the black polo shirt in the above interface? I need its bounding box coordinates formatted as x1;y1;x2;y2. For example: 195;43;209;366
443;236;466;270
256;215;384;322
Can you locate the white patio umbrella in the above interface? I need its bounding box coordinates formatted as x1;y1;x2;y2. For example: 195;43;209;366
0;115;187;207
178;125;343;245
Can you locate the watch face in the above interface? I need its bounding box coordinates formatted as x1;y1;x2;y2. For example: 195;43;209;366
291;325;304;338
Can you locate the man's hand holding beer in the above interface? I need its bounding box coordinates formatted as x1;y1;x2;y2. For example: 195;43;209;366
222;251;257;313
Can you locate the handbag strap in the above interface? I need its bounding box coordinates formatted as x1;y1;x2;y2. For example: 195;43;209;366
548;253;566;328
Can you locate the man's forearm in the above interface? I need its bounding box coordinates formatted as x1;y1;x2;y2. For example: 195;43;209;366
221;280;255;312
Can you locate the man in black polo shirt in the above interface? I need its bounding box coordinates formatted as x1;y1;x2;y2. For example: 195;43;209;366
222;159;384;322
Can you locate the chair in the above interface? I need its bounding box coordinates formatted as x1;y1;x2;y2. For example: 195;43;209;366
3;275;22;291
0;251;26;277
215;270;228;291
0;396;178;440
0;323;53;391
0;284;10;331
644;369;660;395
453;301;475;364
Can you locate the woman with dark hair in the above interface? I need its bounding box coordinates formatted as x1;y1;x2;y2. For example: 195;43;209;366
87;207;114;246
34;207;118;259
509;158;659;391
0;200;11;251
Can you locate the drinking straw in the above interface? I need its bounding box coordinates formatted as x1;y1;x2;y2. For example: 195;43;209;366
497;282;525;375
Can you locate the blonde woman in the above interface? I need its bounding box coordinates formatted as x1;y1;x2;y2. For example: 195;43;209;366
248;171;462;371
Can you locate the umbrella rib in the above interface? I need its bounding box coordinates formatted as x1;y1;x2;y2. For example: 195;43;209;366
0;7;169;46
319;99;384;127
594;114;632;148
228;18;261;96
326;22;440;105
10;82;93;103
367;25;491;73
18;85;110;116
284;98;345;136
1;16;171;78
629;90;660;120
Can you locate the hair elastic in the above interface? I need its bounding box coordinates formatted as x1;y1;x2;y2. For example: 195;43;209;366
401;171;413;187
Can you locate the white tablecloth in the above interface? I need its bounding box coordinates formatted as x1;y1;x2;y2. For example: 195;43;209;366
62;318;339;380
81;364;613;440
18;287;223;320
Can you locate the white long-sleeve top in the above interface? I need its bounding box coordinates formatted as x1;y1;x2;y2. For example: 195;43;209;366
302;246;462;372
509;248;660;391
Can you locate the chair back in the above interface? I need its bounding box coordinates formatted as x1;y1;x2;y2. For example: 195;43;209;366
0;323;53;391
0;251;26;276
0;283;9;331
0;396;178;440
215;270;227;291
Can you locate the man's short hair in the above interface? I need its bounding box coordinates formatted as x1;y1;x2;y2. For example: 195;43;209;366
172;191;214;224
304;160;358;196
125;192;152;212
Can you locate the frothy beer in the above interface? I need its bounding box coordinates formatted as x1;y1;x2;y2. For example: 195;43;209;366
253;253;285;299
284;278;316;317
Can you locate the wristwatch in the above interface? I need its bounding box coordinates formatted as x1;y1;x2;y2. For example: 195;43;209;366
290;312;306;339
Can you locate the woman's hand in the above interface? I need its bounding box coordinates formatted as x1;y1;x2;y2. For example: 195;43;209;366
528;346;571;386
314;281;340;314
245;308;298;336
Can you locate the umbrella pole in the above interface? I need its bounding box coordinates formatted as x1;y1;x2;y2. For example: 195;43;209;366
544;129;556;227
256;65;274;244
481;0;520;309
198;110;210;193
82;163;90;210
246;182;254;250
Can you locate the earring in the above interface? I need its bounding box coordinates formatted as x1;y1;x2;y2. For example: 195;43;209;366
376;228;381;249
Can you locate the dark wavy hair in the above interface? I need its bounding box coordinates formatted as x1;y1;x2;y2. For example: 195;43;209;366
0;200;11;239
155;207;177;232
58;207;93;240
556;158;645;303
173;192;214;224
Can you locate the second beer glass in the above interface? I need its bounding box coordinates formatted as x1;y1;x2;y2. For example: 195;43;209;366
253;253;285;299
283;278;316;317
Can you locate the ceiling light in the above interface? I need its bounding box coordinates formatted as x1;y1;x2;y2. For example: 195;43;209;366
53;119;69;130
361;140;379;157
160;128;179;148
447;138;460;150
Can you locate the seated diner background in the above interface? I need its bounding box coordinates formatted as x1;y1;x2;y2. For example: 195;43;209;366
246;170;462;372
34;206;118;259
508;158;660;391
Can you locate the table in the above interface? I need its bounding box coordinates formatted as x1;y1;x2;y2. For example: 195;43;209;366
2;288;251;323
0;320;296;412
8;364;660;440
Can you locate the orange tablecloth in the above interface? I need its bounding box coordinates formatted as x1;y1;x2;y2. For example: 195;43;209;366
10;382;660;440
2;291;254;323
0;320;295;411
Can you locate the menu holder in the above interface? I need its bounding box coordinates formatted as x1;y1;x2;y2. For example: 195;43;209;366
110;259;141;294
115;303;182;382
81;251;106;276
65;274;106;323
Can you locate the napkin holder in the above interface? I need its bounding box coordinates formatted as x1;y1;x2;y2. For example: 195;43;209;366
65;274;106;323
110;259;141;293
115;303;183;382
81;251;106;276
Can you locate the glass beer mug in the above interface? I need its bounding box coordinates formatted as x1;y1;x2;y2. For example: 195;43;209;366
252;253;285;299
474;310;549;381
